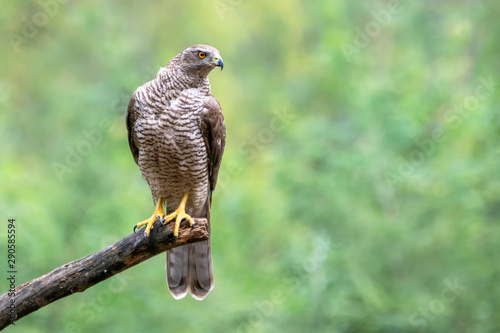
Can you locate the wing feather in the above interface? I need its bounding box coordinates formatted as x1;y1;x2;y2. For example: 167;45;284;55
126;94;140;165
200;95;226;198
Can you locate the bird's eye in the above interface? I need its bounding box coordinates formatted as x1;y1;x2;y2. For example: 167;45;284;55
198;52;206;59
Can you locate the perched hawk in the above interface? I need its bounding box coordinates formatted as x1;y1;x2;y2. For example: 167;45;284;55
126;45;226;300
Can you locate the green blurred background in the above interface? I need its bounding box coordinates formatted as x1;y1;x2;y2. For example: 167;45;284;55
1;0;499;332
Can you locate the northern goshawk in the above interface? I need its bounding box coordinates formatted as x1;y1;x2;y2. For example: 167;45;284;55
126;44;225;300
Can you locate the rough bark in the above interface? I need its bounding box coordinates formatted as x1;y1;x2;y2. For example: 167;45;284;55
0;219;209;330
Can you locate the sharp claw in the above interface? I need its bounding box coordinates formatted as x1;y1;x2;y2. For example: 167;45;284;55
154;218;165;233
190;223;195;231
133;225;138;233
173;236;177;243
143;231;148;239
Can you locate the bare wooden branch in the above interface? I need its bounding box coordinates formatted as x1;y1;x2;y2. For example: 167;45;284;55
0;219;209;330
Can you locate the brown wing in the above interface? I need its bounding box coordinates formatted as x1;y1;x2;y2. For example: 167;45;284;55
126;94;139;165
200;95;226;199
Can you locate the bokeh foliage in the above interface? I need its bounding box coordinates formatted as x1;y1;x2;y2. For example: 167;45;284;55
1;0;499;332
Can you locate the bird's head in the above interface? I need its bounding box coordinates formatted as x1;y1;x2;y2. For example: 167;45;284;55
178;44;224;77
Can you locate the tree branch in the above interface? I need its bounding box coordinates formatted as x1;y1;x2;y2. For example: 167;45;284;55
0;219;209;330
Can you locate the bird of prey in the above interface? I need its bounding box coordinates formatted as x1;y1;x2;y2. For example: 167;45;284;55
126;45;226;300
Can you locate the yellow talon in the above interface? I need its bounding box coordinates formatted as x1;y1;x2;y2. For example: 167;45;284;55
163;193;196;238
135;197;166;237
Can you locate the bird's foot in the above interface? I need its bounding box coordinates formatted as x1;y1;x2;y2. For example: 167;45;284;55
134;197;166;238
162;193;196;239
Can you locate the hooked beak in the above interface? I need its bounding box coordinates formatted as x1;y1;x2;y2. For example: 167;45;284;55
213;56;224;70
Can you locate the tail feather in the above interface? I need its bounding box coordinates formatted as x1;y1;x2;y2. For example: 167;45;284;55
166;195;214;300
188;240;214;300
166;246;189;300
166;242;214;300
